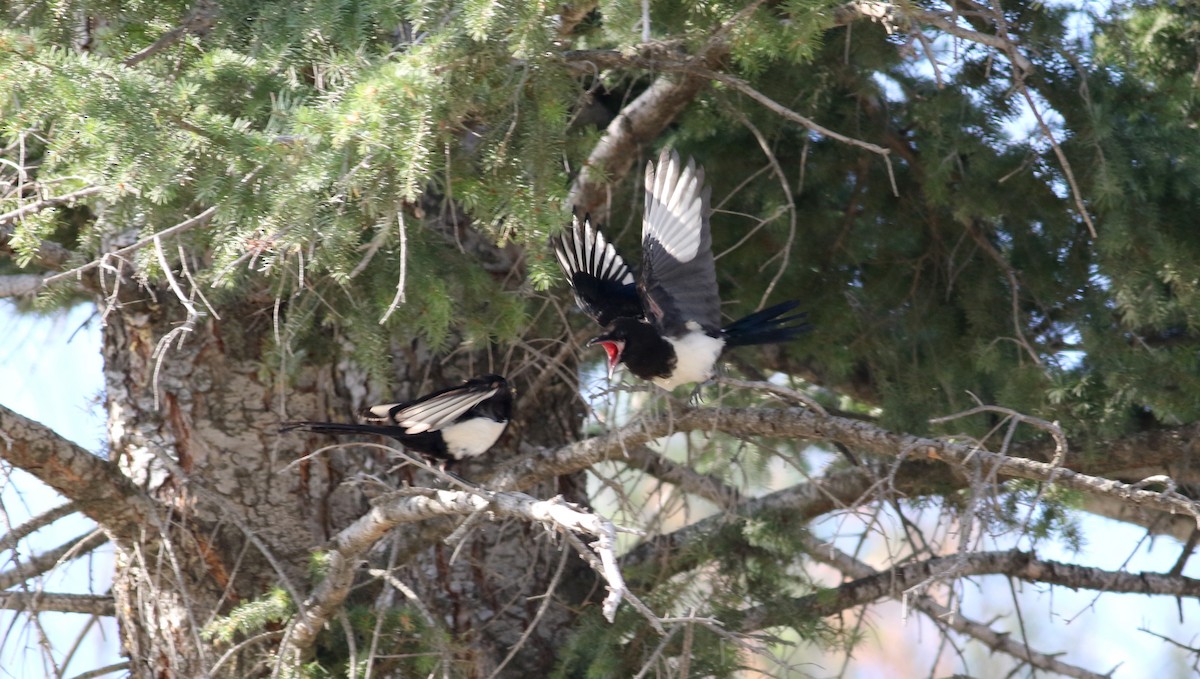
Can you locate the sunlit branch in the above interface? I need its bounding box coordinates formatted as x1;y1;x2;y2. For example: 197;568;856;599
0;404;161;546
287;488;637;654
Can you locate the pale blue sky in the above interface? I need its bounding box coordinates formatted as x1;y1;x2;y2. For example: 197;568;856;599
0;301;119;678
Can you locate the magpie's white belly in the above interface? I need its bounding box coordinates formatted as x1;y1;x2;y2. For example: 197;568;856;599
441;418;507;459
655;331;725;391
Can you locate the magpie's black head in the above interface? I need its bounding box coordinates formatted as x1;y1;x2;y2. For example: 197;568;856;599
589;317;670;381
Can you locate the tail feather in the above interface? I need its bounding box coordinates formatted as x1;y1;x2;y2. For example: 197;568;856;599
722;300;811;348
280;421;404;440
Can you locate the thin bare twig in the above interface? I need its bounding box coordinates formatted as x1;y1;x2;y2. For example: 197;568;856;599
0;591;114;617
379;210;409;324
0;186;107;229
0;502;78;553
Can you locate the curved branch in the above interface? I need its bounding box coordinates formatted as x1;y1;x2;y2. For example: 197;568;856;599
564;41;727;220
288;488;633;653
0;404;161;545
486;405;1200;525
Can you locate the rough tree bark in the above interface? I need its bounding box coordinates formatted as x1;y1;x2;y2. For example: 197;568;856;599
84;203;593;676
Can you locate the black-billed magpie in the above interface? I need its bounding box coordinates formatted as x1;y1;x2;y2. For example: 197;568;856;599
552;150;808;390
280;374;512;464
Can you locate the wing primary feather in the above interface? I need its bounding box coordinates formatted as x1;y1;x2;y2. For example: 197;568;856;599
396;387;497;434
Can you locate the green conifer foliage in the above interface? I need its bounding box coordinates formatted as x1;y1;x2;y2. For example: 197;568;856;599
7;0;1200;676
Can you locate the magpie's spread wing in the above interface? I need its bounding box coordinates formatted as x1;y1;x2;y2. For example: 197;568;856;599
363;381;500;435
639;150;720;336
551;212;643;327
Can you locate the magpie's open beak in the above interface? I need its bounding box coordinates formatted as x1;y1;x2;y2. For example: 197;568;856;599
588;336;624;380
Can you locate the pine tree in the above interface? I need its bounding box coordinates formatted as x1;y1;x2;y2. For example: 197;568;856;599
4;1;1200;677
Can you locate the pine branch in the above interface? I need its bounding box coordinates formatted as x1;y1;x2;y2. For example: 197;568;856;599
565;44;724;220
0;591;115;617
0;404;162;546
0;501;78;553
0;531;108;590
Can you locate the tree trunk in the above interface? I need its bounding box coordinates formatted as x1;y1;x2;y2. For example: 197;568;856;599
100;221;590;677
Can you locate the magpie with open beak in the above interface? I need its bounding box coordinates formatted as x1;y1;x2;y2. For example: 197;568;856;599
280;374;512;464
552;150;809;391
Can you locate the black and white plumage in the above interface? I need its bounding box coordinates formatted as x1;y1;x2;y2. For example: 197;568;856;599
552;150;809;391
280;374;512;463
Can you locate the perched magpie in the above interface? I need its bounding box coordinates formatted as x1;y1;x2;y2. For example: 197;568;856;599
280;374;512;464
552;150;809;391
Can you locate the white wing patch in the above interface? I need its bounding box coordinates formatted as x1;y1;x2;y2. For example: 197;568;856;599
555;214;635;286
644;152;705;263
368;387;498;434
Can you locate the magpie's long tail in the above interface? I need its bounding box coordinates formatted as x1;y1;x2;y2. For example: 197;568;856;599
280;421;402;440
721;300;811;348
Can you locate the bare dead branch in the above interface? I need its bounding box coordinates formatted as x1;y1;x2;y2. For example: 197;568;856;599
287;488;637;654
797;539;1111;679
0;530;108;590
0;404;161;545
0;186;107;229
486;404;1200;526
0;591;115;616
41;205;218;288
0;501;78;553
901;7;1034;74
931;404;1067;466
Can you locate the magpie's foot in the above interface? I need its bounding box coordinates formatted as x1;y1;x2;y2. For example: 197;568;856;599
687;379;715;406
